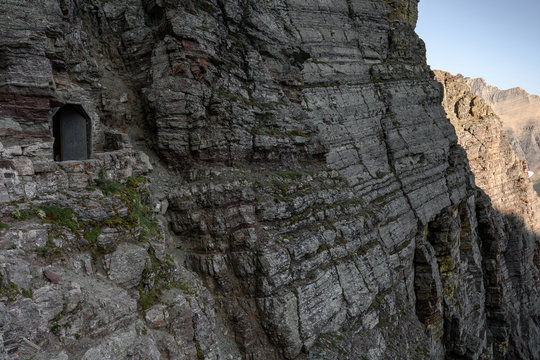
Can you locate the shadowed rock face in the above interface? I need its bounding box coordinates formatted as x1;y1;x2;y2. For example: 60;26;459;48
465;77;540;172
0;1;539;360
435;70;540;359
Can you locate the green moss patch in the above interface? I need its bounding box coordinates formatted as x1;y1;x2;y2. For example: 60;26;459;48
139;288;161;311
22;288;33;299
137;249;172;311
84;225;102;243
10;209;30;220
0;281;20;302
95;173;158;240
39;205;80;232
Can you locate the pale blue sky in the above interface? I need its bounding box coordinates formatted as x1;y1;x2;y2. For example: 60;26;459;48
416;0;540;95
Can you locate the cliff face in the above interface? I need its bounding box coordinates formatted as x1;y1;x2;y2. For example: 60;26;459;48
438;72;539;226
435;71;540;358
465;77;540;172
1;1;539;360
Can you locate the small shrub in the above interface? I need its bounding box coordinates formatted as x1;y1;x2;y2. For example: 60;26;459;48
0;221;8;229
11;209;29;220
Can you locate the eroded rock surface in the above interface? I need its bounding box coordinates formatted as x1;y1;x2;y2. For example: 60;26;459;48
465;77;540;173
435;70;540;359
1;0;539;359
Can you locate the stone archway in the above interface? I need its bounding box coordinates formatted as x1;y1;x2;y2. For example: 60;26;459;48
52;104;91;161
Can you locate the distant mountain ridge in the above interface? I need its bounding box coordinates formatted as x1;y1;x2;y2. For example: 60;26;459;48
465;77;540;172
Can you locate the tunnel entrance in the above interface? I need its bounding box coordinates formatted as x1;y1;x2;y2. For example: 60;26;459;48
52;104;91;161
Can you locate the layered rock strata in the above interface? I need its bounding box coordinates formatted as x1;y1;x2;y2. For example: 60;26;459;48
435;71;540;359
465;77;540;172
0;141;232;360
437;72;540;227
0;1;539;360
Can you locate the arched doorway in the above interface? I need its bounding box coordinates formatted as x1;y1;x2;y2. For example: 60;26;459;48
52;104;91;161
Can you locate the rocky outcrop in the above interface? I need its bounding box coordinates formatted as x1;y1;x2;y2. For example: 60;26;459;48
435;71;540;358
465;77;540;172
438;72;540;227
0;144;231;360
1;1;540;359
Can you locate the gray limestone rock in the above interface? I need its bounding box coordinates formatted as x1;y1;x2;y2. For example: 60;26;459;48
104;243;149;288
0;0;539;359
81;328;161;360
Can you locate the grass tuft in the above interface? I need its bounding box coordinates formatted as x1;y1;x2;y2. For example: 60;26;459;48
39;205;80;232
